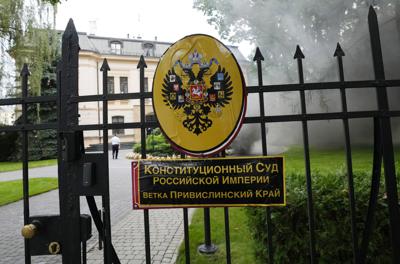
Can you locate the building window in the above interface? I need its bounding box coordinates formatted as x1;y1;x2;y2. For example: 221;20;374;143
107;77;114;94
112;116;124;135
120;77;128;93
142;42;155;57
144;77;148;92
110;41;122;54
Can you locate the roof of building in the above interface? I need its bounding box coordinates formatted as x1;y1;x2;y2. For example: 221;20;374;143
77;32;247;62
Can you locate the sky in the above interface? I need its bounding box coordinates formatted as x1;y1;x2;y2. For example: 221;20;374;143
55;0;253;57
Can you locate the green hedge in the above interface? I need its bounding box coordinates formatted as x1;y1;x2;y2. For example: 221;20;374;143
0;131;18;161
133;128;178;156
246;170;397;263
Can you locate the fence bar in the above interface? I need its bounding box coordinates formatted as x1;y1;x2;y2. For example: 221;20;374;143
5;79;400;106
368;6;400;263
60;79;400;104
0;95;57;106
4;109;400;133
294;45;317;263
246;79;400;93
180;152;191;264
359;118;382;263
55;60;62;263
137;55;152;264
253;47;274;263
203;209;213;248
224;208;231;264
68;92;152;103
58;19;82;264
99;209;103;250
198;208;217;254
220;150;231;264
21;64;31;264
183;208;190;264
143;210;151;264
335;43;359;263
242;110;400;124
86;196;120;263
0;123;58;132
198;196;217;252
101;58;112;264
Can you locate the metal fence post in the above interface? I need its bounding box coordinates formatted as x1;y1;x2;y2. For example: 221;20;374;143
294;45;317;263
254;47;274;264
100;58;112;264
368;6;400;263
58;19;82;264
198;208;217;254
137;55;152;264
334;43;359;263
21;64;31;264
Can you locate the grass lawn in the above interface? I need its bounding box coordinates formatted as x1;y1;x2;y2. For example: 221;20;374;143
285;146;400;174
0;177;58;206
176;207;259;264
177;146;400;263
0;159;57;173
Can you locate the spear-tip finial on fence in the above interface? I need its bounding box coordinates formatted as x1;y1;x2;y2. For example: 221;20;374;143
65;18;77;32
62;18;79;50
293;45;305;59
100;58;110;72
333;43;345;57
137;55;147;69
20;63;30;76
253;47;264;62
368;5;377;20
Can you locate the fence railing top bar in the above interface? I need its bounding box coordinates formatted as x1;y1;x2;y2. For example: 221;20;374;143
0;95;57;106
43;108;400;132
69;92;152;103
243;110;400;124
0;123;57;132
72;121;159;131
246;79;400;94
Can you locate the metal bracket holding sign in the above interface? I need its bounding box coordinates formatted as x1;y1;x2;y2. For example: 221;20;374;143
132;156;285;208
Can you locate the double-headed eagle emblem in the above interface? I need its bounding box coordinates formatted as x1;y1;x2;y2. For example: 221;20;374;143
162;50;233;135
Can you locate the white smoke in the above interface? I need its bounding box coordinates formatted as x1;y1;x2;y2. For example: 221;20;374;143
213;0;400;154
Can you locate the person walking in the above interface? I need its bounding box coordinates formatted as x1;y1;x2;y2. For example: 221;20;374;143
111;134;120;159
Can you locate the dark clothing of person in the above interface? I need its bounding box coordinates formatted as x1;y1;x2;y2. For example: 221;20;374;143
112;144;119;159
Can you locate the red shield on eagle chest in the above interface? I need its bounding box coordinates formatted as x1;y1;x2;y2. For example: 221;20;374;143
190;84;205;101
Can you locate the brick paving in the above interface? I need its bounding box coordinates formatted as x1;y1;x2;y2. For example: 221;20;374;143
86;208;190;264
0;150;193;264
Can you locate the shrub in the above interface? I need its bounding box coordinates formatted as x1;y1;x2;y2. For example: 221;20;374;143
0;131;18;161
133;128;178;156
246;170;397;263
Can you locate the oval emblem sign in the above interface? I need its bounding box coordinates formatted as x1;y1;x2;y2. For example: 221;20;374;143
153;34;246;157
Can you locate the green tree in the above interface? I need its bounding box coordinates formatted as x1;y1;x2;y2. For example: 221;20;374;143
0;0;61;96
11;58;58;161
0;0;62;161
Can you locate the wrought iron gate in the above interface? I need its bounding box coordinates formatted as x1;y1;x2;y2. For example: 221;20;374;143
0;5;399;264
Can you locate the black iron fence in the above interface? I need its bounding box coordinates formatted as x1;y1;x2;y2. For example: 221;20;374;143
0;5;399;264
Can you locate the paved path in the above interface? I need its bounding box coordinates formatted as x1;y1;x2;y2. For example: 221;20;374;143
0;165;58;182
0;150;193;264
